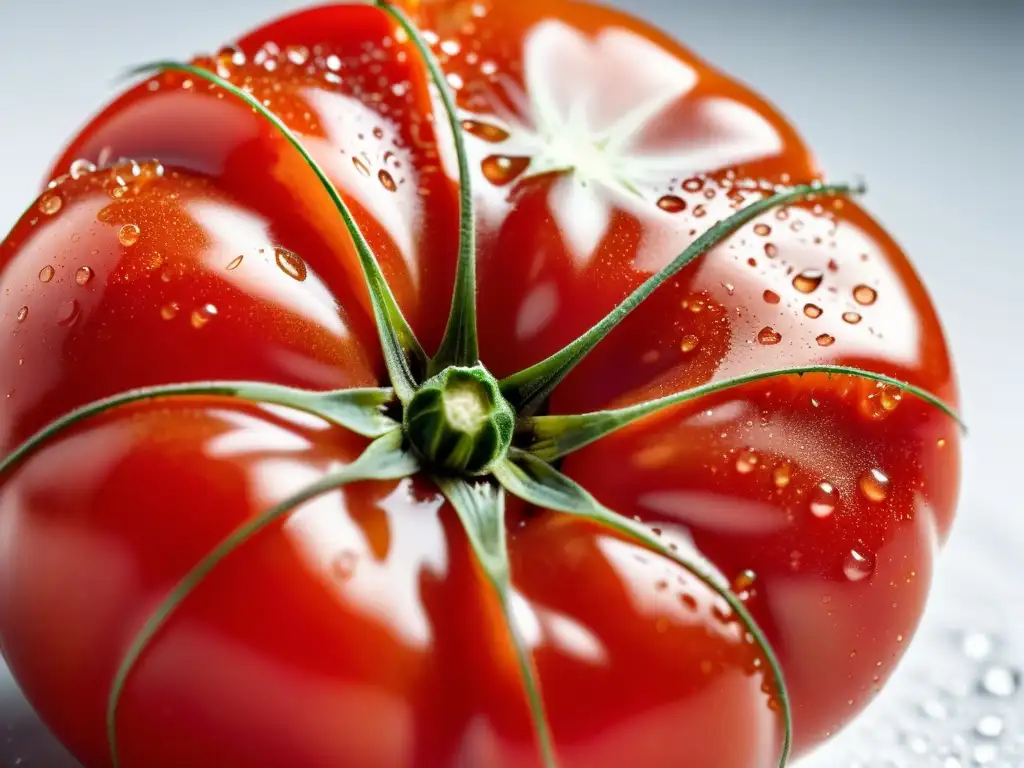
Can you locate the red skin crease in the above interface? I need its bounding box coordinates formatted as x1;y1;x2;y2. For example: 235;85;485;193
0;0;958;766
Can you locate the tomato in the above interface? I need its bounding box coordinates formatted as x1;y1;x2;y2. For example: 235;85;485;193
0;0;959;766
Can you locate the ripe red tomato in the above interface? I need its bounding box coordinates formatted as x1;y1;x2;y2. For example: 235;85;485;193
0;1;959;766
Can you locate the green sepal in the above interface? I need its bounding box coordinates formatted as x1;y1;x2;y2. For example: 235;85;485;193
107;430;420;768
376;1;480;373
433;476;558;768
0;382;400;479
499;182;863;416
522;364;965;462
127;61;426;402
493;450;792;768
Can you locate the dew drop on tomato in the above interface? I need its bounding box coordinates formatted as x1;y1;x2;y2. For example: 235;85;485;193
75;266;93;286
843;311;862;325
68;158;96;179
792;269;824;293
843;549;876;582
816;333;835;347
352;156;372;177
274;246;307;282
763;289;780;304
481;155;530;186
226;255;244;271
37;192;63;216
38;265;54;283
118;224;140;247
859;469;890;502
16;306;28;322
735;450;758;474
460;119;509;143
160;302;180;320
757;326;782;345
378;169;397;192
810;481;839;518
773;463;791;488
853;284;878;305
804;303;823;318
679;334;699;353
657;194;686;213
190;303;218;329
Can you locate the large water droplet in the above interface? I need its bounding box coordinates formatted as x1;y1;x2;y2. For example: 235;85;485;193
974;715;1004;738
69;158;97;179
16;306;28;322
764;243;778;258
804;303;823;318
763;289;780;304
461;120;509;143
274;246;307;282
657;194;686;213
378;169;397;192
810;481;839;517
859;469;890;502
735;450;758;474
682;177;704;192
792;269;824;293
816;333;835;347
853;284;878;305
191;303;218;329
843;549;876;581
757;326;782;345
679;334;699;353
843;311;862;325
38;265;55;283
38;192;63;215
978;665;1020;697
753;223;771;236
481;155;530;186
55;299;81;327
118;223;140;247
75;266;93;286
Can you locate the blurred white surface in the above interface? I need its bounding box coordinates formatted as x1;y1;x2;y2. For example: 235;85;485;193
1;0;1022;766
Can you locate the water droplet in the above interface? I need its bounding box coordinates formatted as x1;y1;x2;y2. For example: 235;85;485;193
682;177;704;192
657;194;687;213
962;631;994;660
55;299;81;327
274;246;307;282
75;266;93;285
460;120;509;143
161;302;180;320
372;127;385;140
38;265;55;283
378;169;397;192
226;255;244;271
804;303;823;318
859;469;890;502
843;549;875;581
764;243;778;258
853;284;878;305
792;269;824;293
38;192;63;215
693;204;707;218
285;44;309;66
773;464;791;488
191;303;218;329
16;306;28;322
69;158;96;179
763;289;780;304
978;665;1020;697
352;156;372;177
481;155;530;186
731;450;762;478
679;334;699;353
843;311;862;325
679;593;698;611
757;326;782;345
816;333;835;347
333;550;358;581
810;481;839;517
731;569;757;592
118;223;140;247
975;715;1004;738
753;223;771;236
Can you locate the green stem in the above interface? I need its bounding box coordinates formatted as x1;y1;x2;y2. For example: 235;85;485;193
499;182;863;415
433;477;558;768
0;382;400;478
376;1;480;373
523;364;965;461
107;431;419;768
128;62;427;402
493;452;791;768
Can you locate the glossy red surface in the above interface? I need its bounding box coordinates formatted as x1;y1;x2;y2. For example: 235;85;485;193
0;0;959;765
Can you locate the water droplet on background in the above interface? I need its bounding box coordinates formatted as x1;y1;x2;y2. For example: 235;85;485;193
763;289;781;304
843;549;876;582
810;481;839;517
804;303;823;318
854;284;878;305
378;169;397;192
191;303;218;329
461;119;509;143
679;334;699;353
274;246;307;282
38;265;54;283
75;266;93;285
38;192;63;215
843;311;862;325
859;469;890;502
481;155;530;186
657;194;686;213
226;255;244;271
793;269;824;293
757;326;782;345
118;224;140;247
817;333;836;346
160;302;180;320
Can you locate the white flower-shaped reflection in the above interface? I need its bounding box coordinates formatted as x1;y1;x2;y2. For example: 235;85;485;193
468;21;784;266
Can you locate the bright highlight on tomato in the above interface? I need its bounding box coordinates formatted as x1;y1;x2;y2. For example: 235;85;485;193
0;1;961;767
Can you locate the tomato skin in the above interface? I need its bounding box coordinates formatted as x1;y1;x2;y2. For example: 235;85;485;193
0;0;960;766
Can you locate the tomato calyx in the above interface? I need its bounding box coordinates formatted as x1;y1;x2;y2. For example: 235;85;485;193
0;3;968;768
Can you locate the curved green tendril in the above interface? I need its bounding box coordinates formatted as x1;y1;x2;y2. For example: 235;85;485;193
0;382;399;479
127;61;426;402
499;182;864;416
377;1;480;373
523;364;965;461
106;431;419;768
494;451;792;768
433;477;558;768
